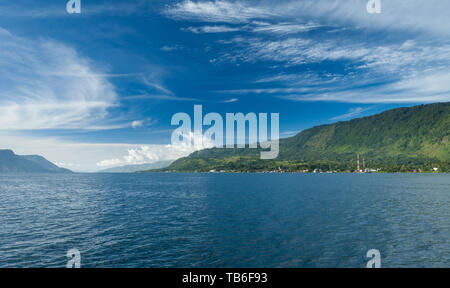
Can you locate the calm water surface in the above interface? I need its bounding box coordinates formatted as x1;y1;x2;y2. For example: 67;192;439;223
0;173;448;267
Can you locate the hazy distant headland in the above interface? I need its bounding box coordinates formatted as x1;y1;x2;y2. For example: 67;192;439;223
0;150;72;174
156;103;449;173
0;150;174;174
99;161;174;173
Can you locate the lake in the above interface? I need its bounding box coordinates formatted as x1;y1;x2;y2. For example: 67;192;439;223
0;173;448;267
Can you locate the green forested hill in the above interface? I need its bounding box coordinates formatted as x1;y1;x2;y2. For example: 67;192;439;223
162;103;449;172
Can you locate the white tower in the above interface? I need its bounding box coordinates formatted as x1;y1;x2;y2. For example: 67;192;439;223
357;153;360;172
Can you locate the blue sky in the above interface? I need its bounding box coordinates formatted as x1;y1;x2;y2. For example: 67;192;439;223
0;0;449;171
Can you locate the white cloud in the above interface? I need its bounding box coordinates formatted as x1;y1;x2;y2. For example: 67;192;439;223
252;22;320;34
282;70;450;103
215;36;373;65
182;22;319;35
0;28;119;130
123;94;201;102
54;162;81;168
254;72;342;85
129;118;158;128
222;69;450;104
0;132;130;171
163;1;450;104
391;72;450;95
96;158;126;168
96;132;215;168
273;0;450;37
0;27;11;36
131;120;144;128
0;2;148;18
330;107;373;121
89;142;200;171
281;130;300;136
164;0;275;23
182;25;241;33
96;146;174;168
222;98;239;103
169;0;450;36
213;35;450;103
160;45;185;51
218;87;325;94
166;0;450;36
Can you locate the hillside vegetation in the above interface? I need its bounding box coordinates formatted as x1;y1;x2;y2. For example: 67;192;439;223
160;103;449;173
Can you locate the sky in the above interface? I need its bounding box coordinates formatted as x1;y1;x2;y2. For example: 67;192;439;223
0;0;449;171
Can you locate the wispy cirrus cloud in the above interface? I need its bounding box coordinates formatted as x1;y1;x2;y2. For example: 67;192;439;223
251;22;321;35
0;27;120;130
272;0;450;37
164;0;275;23
330;107;374;121
0;1;151;18
122;94;201;102
221;98;239;103
160;44;185;51
214;36;450;76
233;69;450;104
167;1;321;36
164;1;450;104
281;70;450;103
216;36;418;67
182;25;241;34
165;0;450;36
181;21;320;35
211;35;450;103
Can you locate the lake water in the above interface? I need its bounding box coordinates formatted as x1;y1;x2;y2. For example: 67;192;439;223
0;173;448;268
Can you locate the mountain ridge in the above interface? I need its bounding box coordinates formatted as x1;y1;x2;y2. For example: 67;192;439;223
161;102;449;173
0;150;72;173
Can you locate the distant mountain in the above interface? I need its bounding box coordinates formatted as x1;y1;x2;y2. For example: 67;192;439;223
164;102;449;172
99;160;173;173
0;150;72;173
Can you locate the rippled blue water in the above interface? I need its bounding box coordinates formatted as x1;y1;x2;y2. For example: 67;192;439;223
0;173;448;267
